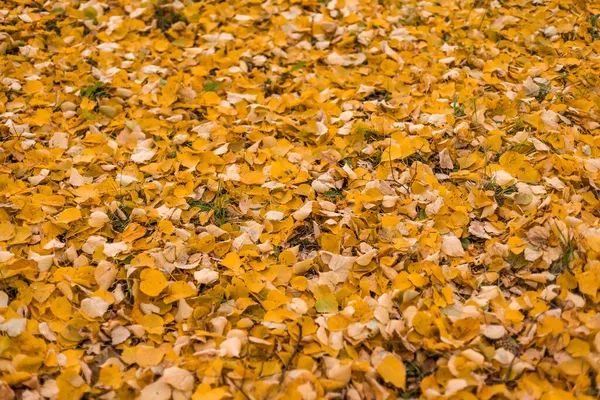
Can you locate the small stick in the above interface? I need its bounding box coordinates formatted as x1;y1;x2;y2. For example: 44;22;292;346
503;355;516;383
280;323;303;385
228;377;252;400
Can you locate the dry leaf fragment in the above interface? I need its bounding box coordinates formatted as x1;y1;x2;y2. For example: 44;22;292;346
219;337;242;358
482;325;507;339
264;210;284;221
0;251;14;263
0;292;8;308
162;367;194;391
139;380;171;400
194;269;219;285
89;211;110;227
103;242;128;257
325;359;352;384
0;318;26;337
441;235;465;257
81;297;110;318
326;52;366;66
439;148;453;169
523;77;540;96
292;201;313;221
111;325;130;345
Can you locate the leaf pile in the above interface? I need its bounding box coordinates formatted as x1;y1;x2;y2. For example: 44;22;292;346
1;0;600;399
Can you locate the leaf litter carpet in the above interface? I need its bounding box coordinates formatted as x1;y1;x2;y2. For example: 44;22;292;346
1;0;600;399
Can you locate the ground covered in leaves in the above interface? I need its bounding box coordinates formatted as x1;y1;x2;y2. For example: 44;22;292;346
1;0;600;399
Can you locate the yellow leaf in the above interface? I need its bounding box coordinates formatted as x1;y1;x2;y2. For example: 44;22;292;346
559;359;589;376
50;297;71;321
56;208;81;224
97;364;122;389
56;370;90;399
270;159;299;183
139;269;168;297
327;314;350;331
412;311;434;336
135;345;166;367
0;223;16;241
154;39;170;52
377;355;406;390
220;252;242;271
159;79;179;107
140;314;164;335
315;285;338;313
382;137;416;161
163;281;194;303
23;80;43;94
507;237;526;254
192;384;228;400
566;338;590;357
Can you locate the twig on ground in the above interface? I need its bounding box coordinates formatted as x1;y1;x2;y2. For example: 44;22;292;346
280;322;303;385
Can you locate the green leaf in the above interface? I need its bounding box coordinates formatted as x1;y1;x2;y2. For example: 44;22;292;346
323;189;344;199
460;237;470;249
290;61;306;72
84;7;97;20
203;81;220;92
80;81;107;100
81;110;96;120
